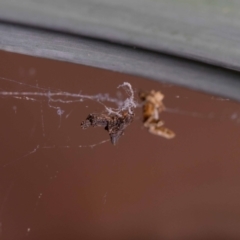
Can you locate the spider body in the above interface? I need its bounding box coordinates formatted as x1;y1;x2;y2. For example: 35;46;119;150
140;90;175;139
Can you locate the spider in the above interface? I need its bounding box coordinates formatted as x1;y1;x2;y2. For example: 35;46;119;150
139;90;175;139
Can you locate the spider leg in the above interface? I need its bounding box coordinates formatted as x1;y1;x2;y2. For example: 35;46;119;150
148;125;175;139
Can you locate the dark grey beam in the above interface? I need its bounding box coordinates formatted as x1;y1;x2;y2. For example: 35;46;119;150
1;0;240;70
0;23;240;102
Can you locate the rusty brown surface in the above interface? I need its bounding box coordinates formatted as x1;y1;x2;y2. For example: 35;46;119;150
0;50;240;239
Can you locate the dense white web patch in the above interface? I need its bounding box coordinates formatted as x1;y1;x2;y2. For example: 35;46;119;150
104;82;136;115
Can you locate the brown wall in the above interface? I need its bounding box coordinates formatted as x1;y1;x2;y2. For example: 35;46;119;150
0;51;240;239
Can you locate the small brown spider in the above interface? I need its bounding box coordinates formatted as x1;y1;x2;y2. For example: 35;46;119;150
81;111;134;145
139;90;175;139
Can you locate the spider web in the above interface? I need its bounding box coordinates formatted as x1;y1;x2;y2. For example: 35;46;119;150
0;72;239;168
0;76;138;167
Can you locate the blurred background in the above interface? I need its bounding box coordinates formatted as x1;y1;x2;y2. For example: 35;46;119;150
1;1;240;240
